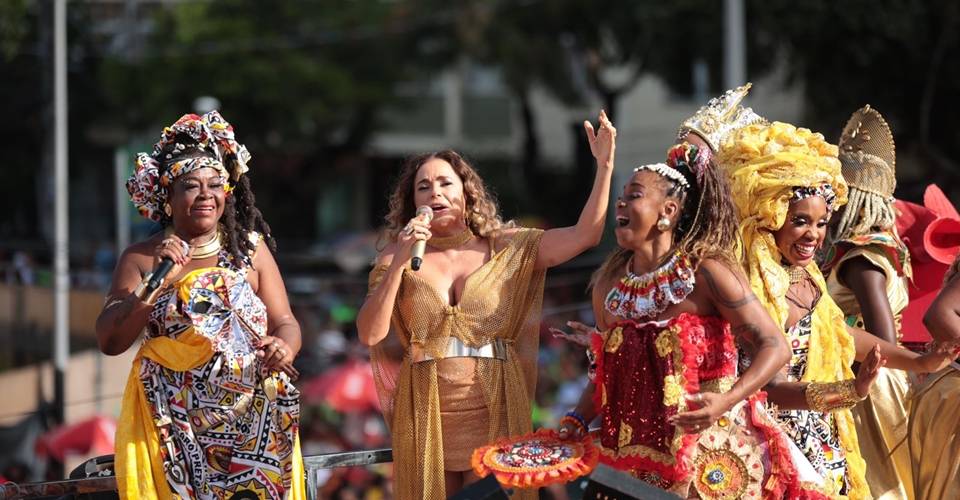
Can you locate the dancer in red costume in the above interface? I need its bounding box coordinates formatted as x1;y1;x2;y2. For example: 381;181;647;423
554;139;801;498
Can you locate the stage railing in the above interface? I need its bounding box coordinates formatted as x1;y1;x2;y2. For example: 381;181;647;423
0;448;394;500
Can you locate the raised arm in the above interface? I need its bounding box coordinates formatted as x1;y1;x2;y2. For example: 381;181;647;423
839;256;898;344
670;260;790;430
924;272;960;342
252;243;301;379
536;111;616;269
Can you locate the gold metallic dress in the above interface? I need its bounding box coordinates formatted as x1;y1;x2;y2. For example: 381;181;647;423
908;366;960;500
367;228;545;500
827;241;914;500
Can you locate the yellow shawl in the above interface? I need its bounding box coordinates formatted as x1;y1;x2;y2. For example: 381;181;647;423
718;122;868;499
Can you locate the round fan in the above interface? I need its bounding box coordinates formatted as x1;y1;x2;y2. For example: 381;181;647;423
471;429;598;489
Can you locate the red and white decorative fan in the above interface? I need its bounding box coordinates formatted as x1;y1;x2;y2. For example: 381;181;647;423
471;429;599;489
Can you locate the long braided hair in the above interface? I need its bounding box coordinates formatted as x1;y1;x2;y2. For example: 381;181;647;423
158;134;277;266
590;142;739;290
829;185;897;243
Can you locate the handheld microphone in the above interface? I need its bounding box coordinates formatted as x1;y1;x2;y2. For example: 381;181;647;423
146;258;176;293
410;205;434;271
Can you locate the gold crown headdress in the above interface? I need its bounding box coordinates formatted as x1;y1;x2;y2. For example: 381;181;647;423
677;83;768;152
838;105;896;199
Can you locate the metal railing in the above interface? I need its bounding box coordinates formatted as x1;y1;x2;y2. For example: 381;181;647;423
0;448;394;500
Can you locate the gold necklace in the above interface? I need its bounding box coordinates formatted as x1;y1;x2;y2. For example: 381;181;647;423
784;265;808;284
166;227;222;259
428;227;475;250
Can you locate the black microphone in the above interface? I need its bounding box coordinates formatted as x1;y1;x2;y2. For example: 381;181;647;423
146;257;176;293
410;205;434;271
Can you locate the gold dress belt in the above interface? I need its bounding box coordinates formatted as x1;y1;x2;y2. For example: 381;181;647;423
410;337;508;363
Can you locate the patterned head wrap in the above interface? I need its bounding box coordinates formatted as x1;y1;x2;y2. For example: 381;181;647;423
666;142;712;188
717;121;868;498
126;110;251;222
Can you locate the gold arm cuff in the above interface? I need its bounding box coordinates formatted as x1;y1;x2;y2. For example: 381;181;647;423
805;379;864;413
133;273;162;305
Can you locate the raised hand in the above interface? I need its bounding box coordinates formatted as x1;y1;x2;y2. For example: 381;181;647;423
584;109;616;169
152;234;193;289
396;212;432;262
855;345;885;397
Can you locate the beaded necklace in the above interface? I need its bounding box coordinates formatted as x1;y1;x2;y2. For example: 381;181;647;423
605;252;696;320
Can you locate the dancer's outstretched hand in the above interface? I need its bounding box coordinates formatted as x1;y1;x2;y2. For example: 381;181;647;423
668;392;731;434
915;339;960;373
549;321;597;348
584;109;616;169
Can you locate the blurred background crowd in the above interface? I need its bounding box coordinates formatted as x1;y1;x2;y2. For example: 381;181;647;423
1;0;959;497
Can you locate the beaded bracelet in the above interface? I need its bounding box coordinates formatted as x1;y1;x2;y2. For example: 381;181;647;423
561;411;588;436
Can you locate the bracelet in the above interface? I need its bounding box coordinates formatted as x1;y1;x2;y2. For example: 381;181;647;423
133;272;162;305
561;411;588;435
805;379;864;413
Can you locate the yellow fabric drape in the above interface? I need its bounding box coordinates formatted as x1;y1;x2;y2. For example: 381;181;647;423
114;328;307;500
116;328;214;500
719;122;869;499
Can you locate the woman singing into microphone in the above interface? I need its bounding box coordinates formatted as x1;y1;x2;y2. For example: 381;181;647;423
356;111;617;499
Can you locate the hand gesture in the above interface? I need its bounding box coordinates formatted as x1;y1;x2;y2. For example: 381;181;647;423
396;213;432;262
584;110;616;170
152;234;193;289
549;321;597;348
668;392;731;434
855;345;885;397
915;339;960;373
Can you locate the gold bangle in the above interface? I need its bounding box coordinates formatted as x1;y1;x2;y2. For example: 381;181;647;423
805;379;864;413
133;273;162;305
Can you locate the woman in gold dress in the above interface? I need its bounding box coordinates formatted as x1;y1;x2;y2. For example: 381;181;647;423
912;261;960;499
821;105;915;499
356;111;617;498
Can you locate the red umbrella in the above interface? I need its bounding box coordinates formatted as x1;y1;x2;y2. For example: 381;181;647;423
35;415;116;462
302;359;380;413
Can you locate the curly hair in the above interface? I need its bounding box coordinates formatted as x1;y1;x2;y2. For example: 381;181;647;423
382;150;512;245
158;134;277;266
590;143;740;289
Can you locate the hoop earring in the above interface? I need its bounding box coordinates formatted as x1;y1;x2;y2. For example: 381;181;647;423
657;216;670;231
164;203;173;217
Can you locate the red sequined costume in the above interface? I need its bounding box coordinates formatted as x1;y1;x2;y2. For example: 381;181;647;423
591;313;804;498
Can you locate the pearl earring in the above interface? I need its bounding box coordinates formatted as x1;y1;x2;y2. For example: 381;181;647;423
657;216;670;231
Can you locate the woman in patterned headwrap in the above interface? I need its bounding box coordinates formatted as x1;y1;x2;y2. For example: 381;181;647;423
96;111;304;499
356;111;617;499
719;121;958;499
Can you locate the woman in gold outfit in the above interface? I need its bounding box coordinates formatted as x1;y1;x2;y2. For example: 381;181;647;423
912;261;960;499
719;120;958;498
821;105;915;499
356;111;617;498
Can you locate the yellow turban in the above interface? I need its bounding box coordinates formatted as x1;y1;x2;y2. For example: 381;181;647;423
718;122;868;499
